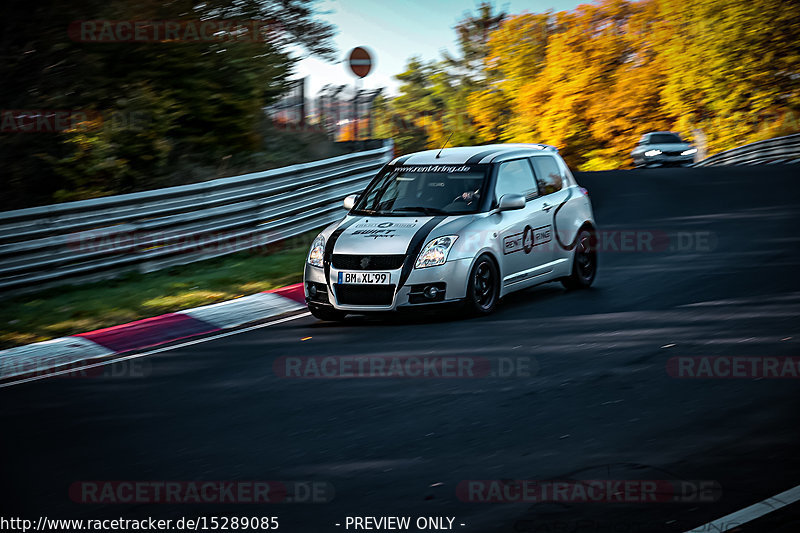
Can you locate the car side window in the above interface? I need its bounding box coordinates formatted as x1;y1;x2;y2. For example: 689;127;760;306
494;159;538;204
530;156;563;195
556;157;574;186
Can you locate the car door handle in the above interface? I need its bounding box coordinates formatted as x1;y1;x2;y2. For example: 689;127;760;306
542;203;553;212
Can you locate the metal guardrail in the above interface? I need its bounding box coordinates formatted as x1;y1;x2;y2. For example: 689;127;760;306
0;140;394;294
693;133;800;167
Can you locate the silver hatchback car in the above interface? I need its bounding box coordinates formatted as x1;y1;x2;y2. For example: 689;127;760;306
303;144;597;320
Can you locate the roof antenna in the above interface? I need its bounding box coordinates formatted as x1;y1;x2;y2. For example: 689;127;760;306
436;132;453;159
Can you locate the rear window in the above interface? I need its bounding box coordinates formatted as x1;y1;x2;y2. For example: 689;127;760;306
530;156;564;195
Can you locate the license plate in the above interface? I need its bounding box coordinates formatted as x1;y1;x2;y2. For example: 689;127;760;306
337;272;390;284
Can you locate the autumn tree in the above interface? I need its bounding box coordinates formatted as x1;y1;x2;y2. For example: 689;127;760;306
469;12;550;143
655;0;800;151
382;3;506;154
373;0;799;168
0;0;335;207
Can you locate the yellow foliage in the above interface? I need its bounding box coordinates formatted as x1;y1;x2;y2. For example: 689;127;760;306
383;0;800;168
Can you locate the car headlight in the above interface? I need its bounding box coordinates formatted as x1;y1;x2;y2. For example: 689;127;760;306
682;148;697;156
307;234;325;268
644;149;662;157
415;235;458;269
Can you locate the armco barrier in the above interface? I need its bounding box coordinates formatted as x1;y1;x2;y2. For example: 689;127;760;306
693;133;800;167
0;140;393;294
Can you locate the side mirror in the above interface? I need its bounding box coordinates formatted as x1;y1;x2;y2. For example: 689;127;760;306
343;194;359;210
498;194;525;211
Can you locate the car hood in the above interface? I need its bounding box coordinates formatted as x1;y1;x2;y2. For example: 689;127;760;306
642;142;693;152
331;215;440;255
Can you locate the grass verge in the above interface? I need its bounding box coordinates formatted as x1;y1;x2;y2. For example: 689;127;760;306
0;230;319;349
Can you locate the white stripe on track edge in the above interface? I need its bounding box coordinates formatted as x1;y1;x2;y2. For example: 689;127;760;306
0;312;311;389
685;484;800;532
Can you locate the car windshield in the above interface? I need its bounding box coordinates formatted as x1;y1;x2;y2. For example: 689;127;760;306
650;133;683;144
352;165;489;215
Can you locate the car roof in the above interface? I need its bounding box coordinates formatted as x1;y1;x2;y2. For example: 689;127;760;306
389;143;559;166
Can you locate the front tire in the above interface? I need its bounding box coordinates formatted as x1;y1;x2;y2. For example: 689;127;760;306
465;254;500;315
309;305;346;321
562;229;597;290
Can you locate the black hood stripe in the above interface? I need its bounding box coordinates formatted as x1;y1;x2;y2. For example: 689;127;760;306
396;216;447;292
323;217;358;282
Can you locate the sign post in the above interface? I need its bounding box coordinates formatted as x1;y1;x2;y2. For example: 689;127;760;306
347;47;373;141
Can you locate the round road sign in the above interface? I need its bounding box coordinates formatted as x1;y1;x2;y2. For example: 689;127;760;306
348;47;373;78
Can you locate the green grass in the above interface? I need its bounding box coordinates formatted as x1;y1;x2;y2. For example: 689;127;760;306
0;230;319;349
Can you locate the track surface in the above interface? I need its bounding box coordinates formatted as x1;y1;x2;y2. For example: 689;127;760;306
2;166;799;532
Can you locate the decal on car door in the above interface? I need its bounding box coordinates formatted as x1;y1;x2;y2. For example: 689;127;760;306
504;225;552;255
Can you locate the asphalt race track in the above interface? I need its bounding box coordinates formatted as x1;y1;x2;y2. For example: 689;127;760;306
1;165;799;532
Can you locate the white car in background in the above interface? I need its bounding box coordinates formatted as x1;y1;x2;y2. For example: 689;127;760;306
303;144;597;321
631;132;697;168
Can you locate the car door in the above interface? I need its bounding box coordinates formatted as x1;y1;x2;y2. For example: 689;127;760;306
493;158;554;288
528;154;574;268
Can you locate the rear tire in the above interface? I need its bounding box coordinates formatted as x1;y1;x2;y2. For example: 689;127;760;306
465;254;500;315
562;229;597;290
309;305;346;321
